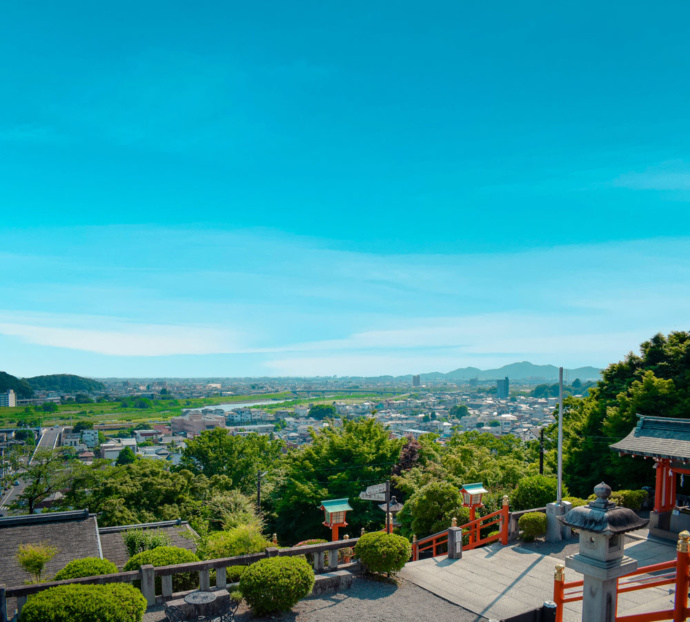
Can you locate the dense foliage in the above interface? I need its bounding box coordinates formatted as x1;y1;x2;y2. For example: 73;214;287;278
270;418;405;543
123;529;171;557
239;556;315;615
25;374;105;393
354;532;411;574
0;370;33;398
200;524;272;560
179;428;283;495
308;404;337;419
123;546;199;592
397;481;467;538
558;332;690;496
511;476;562;511
20;584;146;622
53;557;118;580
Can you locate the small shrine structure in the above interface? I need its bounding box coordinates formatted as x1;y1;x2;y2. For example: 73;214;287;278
610;415;690;536
319;498;352;541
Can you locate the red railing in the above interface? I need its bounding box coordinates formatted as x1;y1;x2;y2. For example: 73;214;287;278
553;532;690;622
411;497;510;561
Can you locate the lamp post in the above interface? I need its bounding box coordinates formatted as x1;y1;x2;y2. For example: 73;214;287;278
319;498;353;541
460;483;488;546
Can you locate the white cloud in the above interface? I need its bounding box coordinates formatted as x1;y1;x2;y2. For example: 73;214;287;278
0;319;241;357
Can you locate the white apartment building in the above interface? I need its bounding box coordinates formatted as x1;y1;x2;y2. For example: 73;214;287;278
0;390;16;407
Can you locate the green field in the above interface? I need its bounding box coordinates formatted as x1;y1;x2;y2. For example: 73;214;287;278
0;390;407;428
0;392;294;428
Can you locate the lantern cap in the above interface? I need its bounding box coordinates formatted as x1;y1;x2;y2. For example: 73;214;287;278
320;498;353;513
461;483;488;495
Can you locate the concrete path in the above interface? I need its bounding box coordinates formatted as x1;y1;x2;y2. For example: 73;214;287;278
400;535;677;622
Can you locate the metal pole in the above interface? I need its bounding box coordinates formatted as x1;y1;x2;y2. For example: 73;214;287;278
386;480;391;534
540;428;544;475
257;470;261;509
557;367;563;504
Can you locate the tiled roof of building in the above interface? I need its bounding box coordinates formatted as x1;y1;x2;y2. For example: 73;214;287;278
0;510;101;587
98;520;198;569
610;416;690;461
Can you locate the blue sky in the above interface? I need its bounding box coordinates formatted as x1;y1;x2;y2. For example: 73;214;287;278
1;1;689;377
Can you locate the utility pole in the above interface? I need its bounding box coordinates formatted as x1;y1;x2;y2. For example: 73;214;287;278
557;367;564;504
257;470;268;511
385;480;391;534
539;428;544;476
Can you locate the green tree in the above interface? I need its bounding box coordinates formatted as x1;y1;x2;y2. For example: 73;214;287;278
397;481;467;538
308;404;336;420
115;446;136;466
73;421;94;434
270;419;404;544
561;331;690;496
511;475;562;510
4;448;71;514
41;402;58;413
450;404;469;418
16;542;58;582
179;428;283;495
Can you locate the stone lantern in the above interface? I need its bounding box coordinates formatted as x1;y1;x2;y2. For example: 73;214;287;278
558;482;649;622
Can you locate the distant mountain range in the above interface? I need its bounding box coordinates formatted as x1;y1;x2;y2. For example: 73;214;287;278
418;361;601;382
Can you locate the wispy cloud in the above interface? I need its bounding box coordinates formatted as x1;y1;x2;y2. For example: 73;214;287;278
613;161;690;191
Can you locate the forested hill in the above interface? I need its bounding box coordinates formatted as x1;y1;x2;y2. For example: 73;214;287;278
25;374;105;393
0;371;34;398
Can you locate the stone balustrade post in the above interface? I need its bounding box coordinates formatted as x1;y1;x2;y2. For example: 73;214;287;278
199;569;210;591
161;575;173;599
447;526;463;559
216;567;227;589
314;551;325;572
140;564;156;606
328;548;339;570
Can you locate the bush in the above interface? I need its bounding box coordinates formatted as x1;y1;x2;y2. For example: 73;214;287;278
240;556;315;615
20;583;146;622
123;529;171;557
563;496;588;508
201;524;272;560
53;557;118;581
518;512;547;542
354;532;411;575
16;543;59;583
512;476;564;511
124;546;199;593
587;489;647;511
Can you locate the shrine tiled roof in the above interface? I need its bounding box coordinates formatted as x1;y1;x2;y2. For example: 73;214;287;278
610;416;690;461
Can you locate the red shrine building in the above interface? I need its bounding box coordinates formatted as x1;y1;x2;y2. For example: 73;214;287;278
611;415;690;537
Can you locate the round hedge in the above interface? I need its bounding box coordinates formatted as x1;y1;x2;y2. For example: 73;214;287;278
518;512;547;542
20;583;146;622
53;557;118;581
124;546;199;592
240;556;314;615
354;532;411;575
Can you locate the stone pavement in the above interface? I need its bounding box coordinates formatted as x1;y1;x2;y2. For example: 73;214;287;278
400;534;677;622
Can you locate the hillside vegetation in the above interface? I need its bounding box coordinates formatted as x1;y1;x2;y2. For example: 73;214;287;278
26;374;105;393
0;371;34;398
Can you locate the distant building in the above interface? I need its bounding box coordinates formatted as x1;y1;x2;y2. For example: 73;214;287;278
469;378;479;387
496;377;510;399
0;390;16;407
412;375;421;387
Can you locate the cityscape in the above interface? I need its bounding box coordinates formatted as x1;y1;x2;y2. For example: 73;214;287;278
1;1;689;621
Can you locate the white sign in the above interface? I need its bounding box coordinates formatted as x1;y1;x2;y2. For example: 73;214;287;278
365;483;387;495
359;491;387;501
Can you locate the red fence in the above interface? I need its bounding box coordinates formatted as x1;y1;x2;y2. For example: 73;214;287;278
411;497;510;561
553;532;690;622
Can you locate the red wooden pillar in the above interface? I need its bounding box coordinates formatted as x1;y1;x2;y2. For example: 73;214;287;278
673;531;690;622
656;459;666;513
469;506;476;547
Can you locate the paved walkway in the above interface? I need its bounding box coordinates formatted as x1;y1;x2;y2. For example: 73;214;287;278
400;535;677;622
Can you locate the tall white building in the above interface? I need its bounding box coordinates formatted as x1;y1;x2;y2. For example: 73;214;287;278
0;390;16;407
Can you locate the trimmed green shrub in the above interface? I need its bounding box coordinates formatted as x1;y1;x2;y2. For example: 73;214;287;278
354;532;411;575
20;583;146;622
518;512;547;543
587;489;647;511
563;496;588;508
53;557;118;581
512;476;564;511
240;556;315;615
201;524;272;560
124;546;199;593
